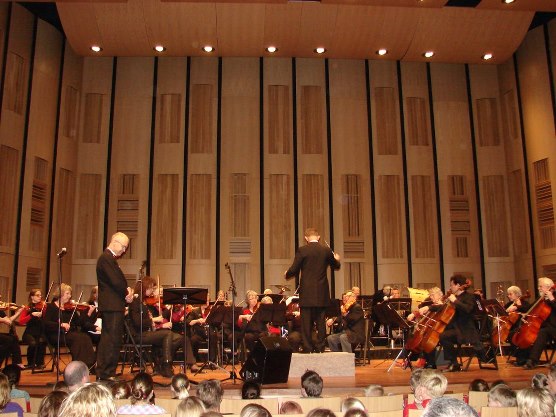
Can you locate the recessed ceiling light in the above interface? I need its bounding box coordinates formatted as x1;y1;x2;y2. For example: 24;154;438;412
314;47;326;54
502;0;515;4
90;45;102;53
376;48;388;56
482;53;493;60
266;46;278;53
423;51;434;58
154;45;166;53
203;45;214;53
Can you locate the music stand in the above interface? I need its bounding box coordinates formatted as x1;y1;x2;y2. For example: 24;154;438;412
221;305;245;382
163;287;208;374
253;302;288;327
258;294;284;304
373;303;411;372
193;302;227;374
482;299;508;356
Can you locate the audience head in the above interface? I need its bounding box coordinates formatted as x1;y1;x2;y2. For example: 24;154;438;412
38;390;69;417
409;368;424;393
0;373;11;411
58;382;116;417
63;361;90;392
468;378;489;392
301;370;323;397
422;397;478;417
175;396;206;417
129;372;155;405
197;379;224;411
53;381;70;393
516;388;555;417
2;364;21;389
341;397;365;413
240;403;272;417
364;384;384;397
171;373;191;399
548;364;556;395
200;412;224;417
111;381;131;400
279;401;303;414
490;380;508;389
487;385;516;408
414;369;448;401
241;381;261;400
531;373;548;389
344;409;369;417
306;408;336;417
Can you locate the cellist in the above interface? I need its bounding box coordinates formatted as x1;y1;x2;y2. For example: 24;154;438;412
523;277;556;369
502;285;530;366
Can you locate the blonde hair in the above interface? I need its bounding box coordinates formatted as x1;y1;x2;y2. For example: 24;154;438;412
417;369;448;399
428;287;443;297
246;290;258;301
507;286;522;297
0;373;10;410
52;283;72;300
364;384;384;397
58;383;116;417
488;385;516;407
340;397;365;412
176;396;206;417
517;388;554;417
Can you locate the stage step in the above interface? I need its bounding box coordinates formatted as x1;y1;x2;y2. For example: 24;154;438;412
289;352;355;377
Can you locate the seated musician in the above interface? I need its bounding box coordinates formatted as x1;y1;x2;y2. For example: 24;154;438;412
128;276;198;377
42;284;96;369
0;297;25;369
186;294;218;364
238;290;265;352
326;291;365;353
523;277;556;369
500;285;530;366
424;275;492;372
80;286;101;345
18;289;47;369
285;295;303;352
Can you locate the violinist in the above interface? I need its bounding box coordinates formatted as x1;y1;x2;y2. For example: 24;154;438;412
18;289;47;369
523;277;556;369
81;286;101;344
237;290;265;352
42;284;96;368
0;294;25;369
326;291;365;353
285;294;303;351
326;292;349;335
186;294;218;364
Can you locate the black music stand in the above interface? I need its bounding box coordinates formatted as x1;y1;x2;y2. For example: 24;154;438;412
194;302;227;374
258;294;284;304
163;287;208;374
221;305;246;381
373;303;411;372
482;299;508;356
253;302;288;327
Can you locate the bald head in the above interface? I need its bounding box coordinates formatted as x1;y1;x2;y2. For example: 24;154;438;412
108;232;129;257
63;361;90;392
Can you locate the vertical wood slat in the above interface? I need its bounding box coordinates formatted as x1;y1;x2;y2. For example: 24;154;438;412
302;174;324;236
29;157;48;252
188;174;211;259
502;90;519;141
476;98;500;146
154;174;179;259
190;84;213;154
342;174;364;259
406;97;429;146
508;169;528;255
300;86;323;154
63;86;79;139
344;262;362;290
0;145;19;247
75;173;102;259
5;52;25;114
375;87;398;155
117;174;139;259
482;175;510;257
378;175;403;258
159;93;181;144
230;173;249;238
25;267;41;292
82;93;104;144
411;175;435;258
54;168;75;257
533;159;555;249
449;175;470;258
269;174;291;259
268;85;290;154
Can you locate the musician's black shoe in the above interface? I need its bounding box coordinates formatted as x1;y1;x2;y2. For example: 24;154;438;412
160;363;175;378
444;363;461;372
424;364;437;369
514;359;526;366
188;364;200;373
523;360;536;370
300;349;311;354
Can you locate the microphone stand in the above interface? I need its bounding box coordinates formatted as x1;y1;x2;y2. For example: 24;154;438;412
138;262;145;372
224;263;241;383
55;249;65;384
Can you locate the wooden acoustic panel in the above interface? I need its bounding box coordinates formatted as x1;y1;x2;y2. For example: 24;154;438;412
63;86;79;139
75;173;102;259
406;97;429;146
188;174;211;259
302;174;325;236
117;174;139;259
54;168;75;259
533;159;555;249
5;52;25;114
159;93;181;144
375;87;398;155
502;90;519;142
482;175;509;257
153;174;179;259
82;93;104;144
267;85;290;154
378;175;403;259
269;174;291;259
230;173;249;238
190;84;213;154
476;97;500;146
0;145;19;247
508;169;528;255
29;157;48;252
448;175;470;258
300;86;323;155
411;175;435;259
342;174;364;259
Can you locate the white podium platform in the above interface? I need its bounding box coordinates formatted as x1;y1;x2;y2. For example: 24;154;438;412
288;351;355;377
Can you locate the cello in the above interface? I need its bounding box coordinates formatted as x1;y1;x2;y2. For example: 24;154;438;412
491;290;530;347
512;284;555;349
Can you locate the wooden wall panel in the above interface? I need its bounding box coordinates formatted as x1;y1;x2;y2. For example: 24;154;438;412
5;52;25;114
75;174;102;259
411;175;435;259
188;174;211;259
0;145;19;247
533;158;555;249
53;169;75;258
300;85;323;154
153;174;178;259
302;174;325;240
508;170;528;256
269;174;291;259
375;87;398;155
501;90;519;142
341;174;363;258
406;97;429;146
82;93;104;143
158;93;181;144
476;98;500;146
378;175;403;259
482;175;510;257
63;86;79;140
190;84;213;153
268;85;290;154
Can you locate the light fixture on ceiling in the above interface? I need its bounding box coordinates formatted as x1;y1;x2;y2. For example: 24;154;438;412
314;47;326;54
266;46;278;53
154;45;166;53
203;45;215;53
376;48;388;56
423;51;434;58
90;45;103;53
482;53;493;60
502;0;515;4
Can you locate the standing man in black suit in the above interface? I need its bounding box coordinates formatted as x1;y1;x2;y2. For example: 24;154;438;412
285;228;341;353
96;232;134;381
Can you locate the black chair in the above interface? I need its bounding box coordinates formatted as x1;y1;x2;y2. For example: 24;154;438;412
119;319;155;375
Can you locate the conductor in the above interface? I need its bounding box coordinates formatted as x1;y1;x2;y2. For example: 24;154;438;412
285;228;341;353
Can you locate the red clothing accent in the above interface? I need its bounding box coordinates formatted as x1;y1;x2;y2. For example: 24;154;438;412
404;399;430;417
18;308;32;326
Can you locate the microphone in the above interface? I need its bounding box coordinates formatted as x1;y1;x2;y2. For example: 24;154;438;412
57;248;67;258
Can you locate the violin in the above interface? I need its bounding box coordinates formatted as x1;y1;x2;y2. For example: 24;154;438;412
144;295;161;306
0;302;23;311
63;301;92;312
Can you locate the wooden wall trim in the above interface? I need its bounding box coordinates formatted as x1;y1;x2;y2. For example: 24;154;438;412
292;58;299;265
181;56;190;286
146;57;158;269
0;2;11;122
215;57;222;288
259;57;264;290
12;14;37;299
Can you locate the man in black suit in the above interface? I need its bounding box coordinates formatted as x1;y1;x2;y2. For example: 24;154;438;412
285;228;341;353
326;291;365;352
95;232;134;381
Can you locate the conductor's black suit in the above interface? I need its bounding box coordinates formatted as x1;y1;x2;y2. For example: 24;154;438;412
285;241;341;352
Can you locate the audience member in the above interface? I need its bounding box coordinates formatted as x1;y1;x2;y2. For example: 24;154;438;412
422;397;478;417
37;390;68;417
468;379;489;392
175;396;206;417
111;381;131;400
279;401;303;414
344;410;368;417
487;385;516;408
241;381;261;400
53;381;70;393
197;379;224;412
516;388;555;417
58;383;116;417
240;403;272;417
409;369;424;394
2;364;30;411
0;373;23;417
404;369;447;417
306;408;336;417
490;380;508;389
200;411;224;417
531;373;548;389
340;398;365;413
171;374;191;400
548;364;556;396
363;384;384;397
301;370;323;398
63;361;90;392
117;372;166;415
